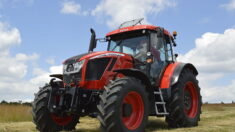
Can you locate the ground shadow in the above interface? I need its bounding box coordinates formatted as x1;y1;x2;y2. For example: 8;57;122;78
71;129;100;132
146;118;170;131
70;119;170;132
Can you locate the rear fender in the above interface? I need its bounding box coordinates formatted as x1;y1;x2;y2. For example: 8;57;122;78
160;62;198;101
171;63;198;85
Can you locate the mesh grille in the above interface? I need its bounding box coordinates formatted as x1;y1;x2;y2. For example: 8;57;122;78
85;58;111;80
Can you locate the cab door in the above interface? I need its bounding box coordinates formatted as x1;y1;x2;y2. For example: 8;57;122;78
149;31;171;85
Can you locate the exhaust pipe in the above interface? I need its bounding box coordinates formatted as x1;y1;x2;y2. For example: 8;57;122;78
88;28;97;52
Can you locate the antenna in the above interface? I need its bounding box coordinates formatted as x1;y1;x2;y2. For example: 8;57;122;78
119;18;144;29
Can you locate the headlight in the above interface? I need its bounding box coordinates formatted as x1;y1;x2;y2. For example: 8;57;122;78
63;60;85;74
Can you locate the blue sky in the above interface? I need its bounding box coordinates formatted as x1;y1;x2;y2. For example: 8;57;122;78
0;0;235;102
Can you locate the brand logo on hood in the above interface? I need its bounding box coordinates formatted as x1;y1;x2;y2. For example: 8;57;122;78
91;53;124;59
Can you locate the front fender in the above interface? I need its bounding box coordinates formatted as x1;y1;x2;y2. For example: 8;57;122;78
114;68;151;88
114;68;155;110
50;74;63;80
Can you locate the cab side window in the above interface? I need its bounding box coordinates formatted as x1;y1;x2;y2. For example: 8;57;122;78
150;33;166;61
164;35;173;61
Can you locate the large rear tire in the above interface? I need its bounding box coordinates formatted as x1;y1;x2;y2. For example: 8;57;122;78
32;83;79;132
97;77;149;132
166;69;202;128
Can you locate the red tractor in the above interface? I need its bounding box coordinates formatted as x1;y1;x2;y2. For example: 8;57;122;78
32;19;202;132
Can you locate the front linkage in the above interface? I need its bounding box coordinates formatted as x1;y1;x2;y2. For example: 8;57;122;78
48;78;100;118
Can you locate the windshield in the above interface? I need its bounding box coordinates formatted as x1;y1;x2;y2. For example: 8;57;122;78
108;35;148;58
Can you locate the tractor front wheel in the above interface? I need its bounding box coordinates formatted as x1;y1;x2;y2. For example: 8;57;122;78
32;83;79;132
166;69;202;128
97;77;149;132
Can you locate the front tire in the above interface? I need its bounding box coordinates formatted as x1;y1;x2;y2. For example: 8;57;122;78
97;77;149;132
166;69;202;128
32;83;79;132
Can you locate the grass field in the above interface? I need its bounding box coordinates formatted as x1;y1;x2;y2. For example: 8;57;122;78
0;104;235;132
0;104;32;123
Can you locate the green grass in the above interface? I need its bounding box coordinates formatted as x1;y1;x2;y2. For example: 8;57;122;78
0;104;32;123
0;104;235;132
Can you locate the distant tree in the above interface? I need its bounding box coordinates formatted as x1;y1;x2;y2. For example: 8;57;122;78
232;101;235;104
204;102;209;104
9;102;20;105
1;100;8;104
221;101;224;104
18;100;22;104
22;102;32;106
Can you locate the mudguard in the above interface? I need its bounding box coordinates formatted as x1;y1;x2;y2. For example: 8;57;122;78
113;68;155;109
160;62;198;101
50;74;63;80
114;69;152;88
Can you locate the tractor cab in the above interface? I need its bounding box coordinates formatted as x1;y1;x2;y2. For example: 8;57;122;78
104;18;176;84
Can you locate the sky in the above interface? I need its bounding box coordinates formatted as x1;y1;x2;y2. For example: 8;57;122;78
0;0;235;103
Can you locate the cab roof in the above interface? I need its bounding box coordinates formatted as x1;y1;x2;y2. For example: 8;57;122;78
106;25;172;38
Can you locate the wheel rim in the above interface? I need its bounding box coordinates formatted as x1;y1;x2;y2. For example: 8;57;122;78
184;82;198;118
51;114;73;126
122;91;144;130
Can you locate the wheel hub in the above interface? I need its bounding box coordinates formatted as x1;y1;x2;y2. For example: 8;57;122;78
122;91;144;130
184;82;199;118
122;103;133;117
184;90;192;110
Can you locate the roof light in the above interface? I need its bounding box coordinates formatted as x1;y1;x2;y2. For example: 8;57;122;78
173;31;177;39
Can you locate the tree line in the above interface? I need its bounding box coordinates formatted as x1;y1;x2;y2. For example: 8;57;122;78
0;100;32;106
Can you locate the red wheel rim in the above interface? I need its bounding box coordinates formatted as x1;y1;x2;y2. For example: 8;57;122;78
122;91;144;130
51;114;73;126
184;82;198;118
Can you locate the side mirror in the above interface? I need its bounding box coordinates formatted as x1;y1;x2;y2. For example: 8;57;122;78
174;53;178;60
173;41;177;47
88;28;97;52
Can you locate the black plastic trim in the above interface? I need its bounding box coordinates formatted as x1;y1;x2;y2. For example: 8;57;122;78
171;63;198;86
107;58;117;71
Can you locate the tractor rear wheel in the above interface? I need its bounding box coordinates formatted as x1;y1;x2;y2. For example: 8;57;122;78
32;83;79;132
97;77;149;132
166;69;202;128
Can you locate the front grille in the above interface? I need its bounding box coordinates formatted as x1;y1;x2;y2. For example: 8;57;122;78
85;58;111;80
63;72;81;84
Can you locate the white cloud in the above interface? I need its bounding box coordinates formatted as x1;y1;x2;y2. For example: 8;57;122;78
30;65;62;86
92;0;176;28
0;22;21;55
0;21;55;102
179;29;235;73
60;1;88;16
46;57;55;65
221;0;235;11
0;22;28;80
178;28;235;103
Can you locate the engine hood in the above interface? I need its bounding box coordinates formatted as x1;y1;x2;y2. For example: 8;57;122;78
63;51;128;64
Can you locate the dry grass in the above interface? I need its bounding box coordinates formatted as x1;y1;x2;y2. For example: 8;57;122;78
0;104;32;123
0;104;235;132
